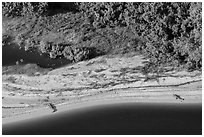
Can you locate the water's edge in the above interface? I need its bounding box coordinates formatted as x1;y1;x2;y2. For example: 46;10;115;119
3;102;202;135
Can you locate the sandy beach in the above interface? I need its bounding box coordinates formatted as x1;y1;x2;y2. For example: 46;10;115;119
2;53;202;124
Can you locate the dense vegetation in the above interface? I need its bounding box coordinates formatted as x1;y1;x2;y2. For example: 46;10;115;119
2;2;202;71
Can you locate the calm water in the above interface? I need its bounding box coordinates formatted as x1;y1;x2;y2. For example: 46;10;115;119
2;44;71;68
2;103;202;135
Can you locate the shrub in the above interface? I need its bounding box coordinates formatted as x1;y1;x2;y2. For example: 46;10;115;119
2;2;48;17
2;35;13;46
77;2;133;28
63;46;99;62
77;2;202;71
3;2;202;71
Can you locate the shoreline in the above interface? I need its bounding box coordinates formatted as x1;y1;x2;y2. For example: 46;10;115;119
2;91;201;124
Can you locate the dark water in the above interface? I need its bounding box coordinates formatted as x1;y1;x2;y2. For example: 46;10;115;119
2;44;71;68
2;103;202;135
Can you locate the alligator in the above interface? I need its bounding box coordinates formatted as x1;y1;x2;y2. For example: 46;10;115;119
48;103;57;113
173;94;185;100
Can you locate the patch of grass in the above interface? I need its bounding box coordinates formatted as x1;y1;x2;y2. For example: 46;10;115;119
142;74;160;84
98;74;106;78
5;76;16;83
110;69;118;73
3;64;51;76
86;58;107;66
89;74;99;79
62;73;77;77
86;61;95;66
94;68;107;73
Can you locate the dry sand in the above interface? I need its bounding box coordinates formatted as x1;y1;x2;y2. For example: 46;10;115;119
2;53;202;124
